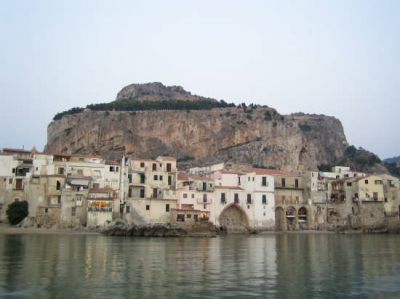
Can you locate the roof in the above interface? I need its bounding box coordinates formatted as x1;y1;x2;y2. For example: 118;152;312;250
215;186;244;190
218;170;245;175
157;156;176;161
178;172;214;181
2;147;38;154
243;168;296;176
89;187;114;193
129;157;154;162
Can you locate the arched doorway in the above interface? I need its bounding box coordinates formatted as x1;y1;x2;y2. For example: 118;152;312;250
286;206;296;230
275;206;286;231
219;204;249;234
298;207;308;229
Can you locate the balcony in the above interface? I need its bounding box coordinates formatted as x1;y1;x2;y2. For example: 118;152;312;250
274;183;303;190
196;198;213;204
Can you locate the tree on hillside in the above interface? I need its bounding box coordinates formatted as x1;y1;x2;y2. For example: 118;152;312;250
6;201;29;225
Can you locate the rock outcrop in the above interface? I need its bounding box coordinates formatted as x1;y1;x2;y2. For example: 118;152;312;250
44;84;349;170
101;223;219;237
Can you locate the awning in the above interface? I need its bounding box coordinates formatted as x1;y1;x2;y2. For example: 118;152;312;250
69;179;89;186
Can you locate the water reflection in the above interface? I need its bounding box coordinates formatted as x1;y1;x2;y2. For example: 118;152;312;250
0;233;399;298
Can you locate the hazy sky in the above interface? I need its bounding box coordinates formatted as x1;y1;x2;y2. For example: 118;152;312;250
1;0;399;159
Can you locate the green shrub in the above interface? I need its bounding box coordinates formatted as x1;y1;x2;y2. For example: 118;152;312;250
6;201;29;225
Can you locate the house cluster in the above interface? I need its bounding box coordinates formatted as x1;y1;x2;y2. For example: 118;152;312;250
0;147;399;232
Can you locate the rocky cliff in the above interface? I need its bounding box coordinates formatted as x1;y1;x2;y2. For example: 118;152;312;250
45;83;349;170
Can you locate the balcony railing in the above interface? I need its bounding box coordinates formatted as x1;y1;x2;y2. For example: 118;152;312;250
87;207;112;212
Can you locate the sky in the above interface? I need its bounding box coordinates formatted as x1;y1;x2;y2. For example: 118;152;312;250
1;0;399;159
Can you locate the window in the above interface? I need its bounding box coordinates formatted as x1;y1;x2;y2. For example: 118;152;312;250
166;204;170;212
58;167;65;175
262;195;267;204
9;178;13;184
146;205;150;210
183;193;188;198
93;183;100;189
221;193;226;203
140;174;145;184
152;163;157;171
238;177;241;185
203;194;207;203
153;188;157;198
282;195;286;202
166;163;172;172
295;179;299;188
159;175;163;181
375;180;383;185
365;180;368;184
347;182;352;186
191;194;194;198
77;169;83;175
262;177;267;186
140;162;145;168
187;214;192;218
128;174;132;183
177;214;184;222
373;192;378;200
248;177;250;182
154;175;158;180
281;178;285;187
203;204;207;209
109;166;119;172
14;198;20;202
140;189;145;198
58;196;61;204
71;207;76;216
45;208;48;213
247;194;252;204
56;181;61;190
126;206;130;213
234;193;239;203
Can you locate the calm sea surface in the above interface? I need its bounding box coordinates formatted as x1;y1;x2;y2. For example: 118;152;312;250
0;232;400;299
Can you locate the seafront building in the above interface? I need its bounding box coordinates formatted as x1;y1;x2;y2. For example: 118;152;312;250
0;147;399;232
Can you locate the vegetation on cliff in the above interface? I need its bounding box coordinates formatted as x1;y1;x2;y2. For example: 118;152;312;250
53;99;239;120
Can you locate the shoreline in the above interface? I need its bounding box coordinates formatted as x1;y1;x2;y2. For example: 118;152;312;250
0;224;339;236
0;225;100;235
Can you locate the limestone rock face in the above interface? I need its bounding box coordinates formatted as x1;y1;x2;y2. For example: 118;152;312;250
115;82;216;102
44;107;348;170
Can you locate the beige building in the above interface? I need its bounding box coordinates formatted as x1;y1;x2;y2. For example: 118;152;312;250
175;172;215;224
124;156;178;225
